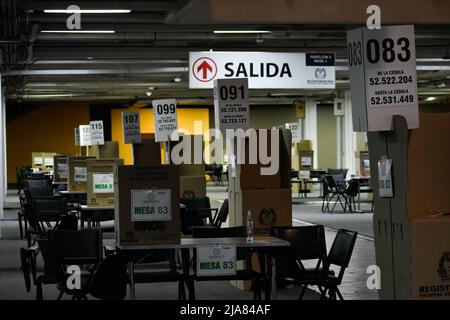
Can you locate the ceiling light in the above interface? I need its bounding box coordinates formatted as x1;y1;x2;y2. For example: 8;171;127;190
148;87;155;90
41;30;115;33
437;83;447;88
213;30;271;34
44;9;130;14
173;77;182;83
146;92;152;97
425;97;436;101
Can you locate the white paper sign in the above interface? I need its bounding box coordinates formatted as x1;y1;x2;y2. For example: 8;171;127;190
197;245;236;276
90;120;105;145
347;25;419;132
34;157;43;166
301;156;312;166
299;170;310;179
74;128;80;146
79;125;92;146
44;157;54;166
189;52;335;89
92;173;114;194
57;163;68;179
378;158;393;197
285;121;300;143
131;189;172;222
363;159;371;171
122;111;142;144
74;166;87;182
152;99;179;142
214;78;250;133
334;98;345;116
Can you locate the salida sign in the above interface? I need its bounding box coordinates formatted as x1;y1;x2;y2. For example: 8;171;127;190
189;51;335;89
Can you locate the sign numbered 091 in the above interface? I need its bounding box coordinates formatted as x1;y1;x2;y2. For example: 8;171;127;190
152;99;179;142
347;25;419;132
214;78;250;133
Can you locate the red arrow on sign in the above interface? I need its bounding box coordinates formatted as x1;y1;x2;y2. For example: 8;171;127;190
197;60;213;79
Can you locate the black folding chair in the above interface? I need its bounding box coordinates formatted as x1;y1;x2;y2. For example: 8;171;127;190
180;197;217;235
292;229;358;300
323;175;348;213
270;225;329;299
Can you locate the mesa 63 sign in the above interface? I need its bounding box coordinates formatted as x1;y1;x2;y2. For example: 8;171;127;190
189;51;335;89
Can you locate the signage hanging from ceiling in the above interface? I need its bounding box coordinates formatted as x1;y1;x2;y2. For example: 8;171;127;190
189;52;335;89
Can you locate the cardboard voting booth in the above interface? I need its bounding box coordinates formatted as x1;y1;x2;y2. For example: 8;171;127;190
67;156;96;192
86;158;123;206
114;165;181;245
53;155;71;183
87;141;119;159
369;114;450;300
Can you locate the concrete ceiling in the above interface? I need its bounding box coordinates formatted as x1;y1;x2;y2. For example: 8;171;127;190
1;0;450;106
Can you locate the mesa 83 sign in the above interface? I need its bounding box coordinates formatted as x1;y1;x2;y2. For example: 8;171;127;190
347;25;419;132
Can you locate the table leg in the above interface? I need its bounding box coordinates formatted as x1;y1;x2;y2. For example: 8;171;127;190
354;182;364;213
270;255;277;300
181;248;195;300
128;261;135;300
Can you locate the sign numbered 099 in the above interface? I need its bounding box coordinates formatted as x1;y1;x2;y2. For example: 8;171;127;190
152;99;179;142
347;25;418;132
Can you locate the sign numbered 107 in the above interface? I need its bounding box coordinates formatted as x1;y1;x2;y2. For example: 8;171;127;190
347;25;419;132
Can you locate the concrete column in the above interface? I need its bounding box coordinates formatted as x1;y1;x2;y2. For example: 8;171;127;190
0;76;5;238
304;99;318;168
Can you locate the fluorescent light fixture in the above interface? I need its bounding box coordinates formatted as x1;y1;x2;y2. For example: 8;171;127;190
173;77;182;83
213;30;271;34
146;92;153;97
425;96;437;101
41;30;115;33
44;9;130;13
148;87;155;90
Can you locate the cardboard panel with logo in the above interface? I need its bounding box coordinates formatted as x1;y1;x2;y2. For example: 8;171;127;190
42;153;57;172
53;155;70;183
31;152;43;170
115;165;180;245
88;141;119;159
86;159;123;206
237;189;292;236
68;156;96;192
180;175;206;199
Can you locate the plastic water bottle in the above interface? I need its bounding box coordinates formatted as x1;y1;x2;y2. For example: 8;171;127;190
246;210;253;242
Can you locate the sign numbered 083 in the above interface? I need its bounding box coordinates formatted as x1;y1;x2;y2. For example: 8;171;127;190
347;25;419;132
152;99;179;142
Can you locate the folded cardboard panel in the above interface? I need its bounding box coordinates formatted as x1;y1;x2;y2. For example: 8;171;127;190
53;155;70;183
86;158;123;206
42;152;57;172
132;138;162;166
88;141;120;159
235;129;291;190
180;175;206;199
68;156;96;191
115;165;180;245
31;152;43;170
299;151;314;170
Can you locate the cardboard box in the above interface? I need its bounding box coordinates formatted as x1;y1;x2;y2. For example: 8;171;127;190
179;164;205;176
132;138;162;166
180;175;206;199
68;156;96;192
115;165;180;245
53;155;70;183
88;141;119;159
355;151;370;177
237;189;292;236
42;152;58;172
86;159;123;206
80;146;88;157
